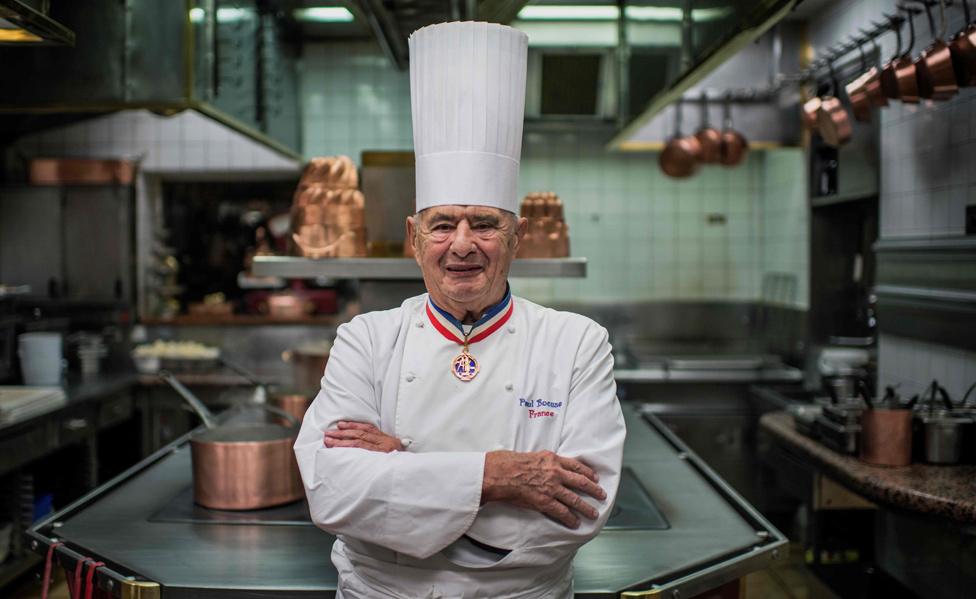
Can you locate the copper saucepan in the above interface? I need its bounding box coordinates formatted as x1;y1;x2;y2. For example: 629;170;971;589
719;94;748;167
816;62;853;147
160;372;304;510
950;0;976;86
881;14;906;100
660;99;702;178
859;33;889;107
220;356;314;426
845;40;873;122
914;0;958;101
896;5;921;103
694;92;722;164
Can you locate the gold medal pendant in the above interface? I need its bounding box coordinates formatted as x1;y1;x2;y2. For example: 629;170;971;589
452;349;480;382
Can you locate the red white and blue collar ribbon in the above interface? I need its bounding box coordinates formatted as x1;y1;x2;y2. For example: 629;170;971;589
426;290;514;347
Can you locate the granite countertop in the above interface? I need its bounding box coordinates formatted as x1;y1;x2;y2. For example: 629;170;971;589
760;411;976;523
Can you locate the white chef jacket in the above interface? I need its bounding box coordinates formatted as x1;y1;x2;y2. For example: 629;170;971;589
294;292;626;598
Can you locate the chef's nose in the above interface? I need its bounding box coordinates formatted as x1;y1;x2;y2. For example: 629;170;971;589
449;220;476;256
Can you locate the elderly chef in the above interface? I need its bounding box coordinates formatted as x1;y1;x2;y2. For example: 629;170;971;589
294;21;626;599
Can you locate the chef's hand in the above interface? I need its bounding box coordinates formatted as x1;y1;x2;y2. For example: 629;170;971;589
481;450;606;529
323;421;404;453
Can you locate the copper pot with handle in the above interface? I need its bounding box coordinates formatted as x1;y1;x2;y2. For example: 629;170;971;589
220;356;314;427
845;40;873;122
816;61;853;147
896;5;922;103
660;99;701;178
694;92;722;164
719;93;749;167
859;32;889;107
914;0;958;101
881;13;907;99
160;372;304;510
950;0;976;86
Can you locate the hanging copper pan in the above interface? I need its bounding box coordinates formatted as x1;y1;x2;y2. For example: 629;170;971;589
896;6;921;103
881;14;906;99
802;96;822;131
845;41;872;122
719;94;749;167
660;100;702;178
816;62;853;147
694;93;722;164
914;0;958;101
859;32;889;107
950;0;976;86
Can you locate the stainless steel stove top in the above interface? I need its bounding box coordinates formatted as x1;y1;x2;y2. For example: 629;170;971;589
150;466;669;531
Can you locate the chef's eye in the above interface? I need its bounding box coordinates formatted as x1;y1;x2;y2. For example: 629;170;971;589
432;223;454;231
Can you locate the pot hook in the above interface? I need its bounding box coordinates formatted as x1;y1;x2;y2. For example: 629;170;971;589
699;91;711;129
901;3;918;57
860;27;882;66
723;92;734;130
673;98;685;137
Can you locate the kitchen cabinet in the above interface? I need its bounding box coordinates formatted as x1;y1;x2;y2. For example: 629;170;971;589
0;185;133;301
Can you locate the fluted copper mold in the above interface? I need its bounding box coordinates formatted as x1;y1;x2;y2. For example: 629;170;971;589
517;192;570;259
291;156;368;258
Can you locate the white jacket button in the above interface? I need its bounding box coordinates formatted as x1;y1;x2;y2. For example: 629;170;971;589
505;383;513;391
405;373;415;382
507;325;516;334
415;320;424;328
402;437;414;448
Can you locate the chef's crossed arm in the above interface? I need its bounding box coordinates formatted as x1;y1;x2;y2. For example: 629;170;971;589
294;315;626;562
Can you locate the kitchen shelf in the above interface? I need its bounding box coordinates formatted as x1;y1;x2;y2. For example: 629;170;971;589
252;256;588;279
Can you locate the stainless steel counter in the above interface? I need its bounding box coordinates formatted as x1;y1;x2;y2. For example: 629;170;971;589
29;404;785;598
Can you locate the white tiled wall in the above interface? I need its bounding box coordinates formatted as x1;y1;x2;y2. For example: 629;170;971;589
879;334;976;402
808;0;976;391
301;42;809;306
760;148;809;309
6;109;300;175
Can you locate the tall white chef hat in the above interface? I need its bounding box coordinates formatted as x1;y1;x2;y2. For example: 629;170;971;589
409;21;528;214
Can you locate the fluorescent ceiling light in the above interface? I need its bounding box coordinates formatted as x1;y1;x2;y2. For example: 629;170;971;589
518;6;618;20
517;5;731;22
294;7;355;22
188;7;254;24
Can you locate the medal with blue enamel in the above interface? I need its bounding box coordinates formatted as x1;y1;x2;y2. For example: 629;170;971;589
426;292;514;382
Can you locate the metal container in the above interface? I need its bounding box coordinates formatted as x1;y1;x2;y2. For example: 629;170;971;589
160;372;304;510
816;415;860;455
190;424;303;510
921;414;973;464
272;393;313;427
282;341;330;394
859;409;913;466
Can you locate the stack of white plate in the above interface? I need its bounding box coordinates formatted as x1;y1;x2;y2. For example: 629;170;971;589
0;386;67;426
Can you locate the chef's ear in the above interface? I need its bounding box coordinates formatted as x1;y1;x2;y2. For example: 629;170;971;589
406;214;421;262
514;216;528;249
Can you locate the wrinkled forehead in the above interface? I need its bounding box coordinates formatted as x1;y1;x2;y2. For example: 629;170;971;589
418;205;513;224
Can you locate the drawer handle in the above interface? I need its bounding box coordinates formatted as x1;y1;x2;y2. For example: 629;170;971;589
65;418;88;431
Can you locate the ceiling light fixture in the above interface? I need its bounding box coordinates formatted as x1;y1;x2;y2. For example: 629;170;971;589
293;7;355;23
516;5;731;22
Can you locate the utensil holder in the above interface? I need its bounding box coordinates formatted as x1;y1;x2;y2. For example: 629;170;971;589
860;408;913;466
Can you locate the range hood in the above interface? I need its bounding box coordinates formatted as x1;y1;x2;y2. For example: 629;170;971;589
608;0;802;150
0;0;301;158
0;0;74;45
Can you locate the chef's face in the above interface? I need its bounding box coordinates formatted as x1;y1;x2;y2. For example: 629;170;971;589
407;206;526;314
